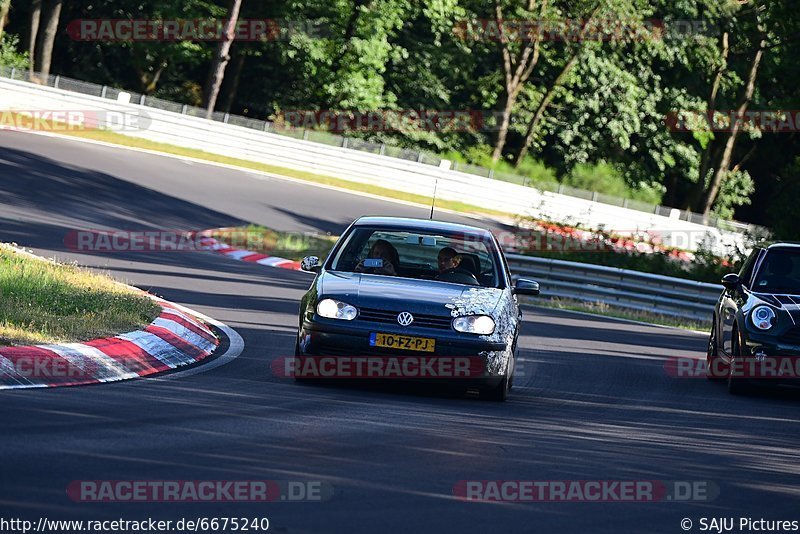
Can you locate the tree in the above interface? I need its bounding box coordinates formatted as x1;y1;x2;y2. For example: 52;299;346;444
37;0;63;77
510;0;607;167
204;0;242;119
0;0;11;39
28;0;40;76
490;0;548;163
699;12;766;216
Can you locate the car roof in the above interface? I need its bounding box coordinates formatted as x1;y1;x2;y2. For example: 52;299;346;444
352;216;494;236
766;242;800;250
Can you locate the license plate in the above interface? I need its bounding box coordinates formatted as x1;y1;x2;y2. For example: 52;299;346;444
369;333;435;352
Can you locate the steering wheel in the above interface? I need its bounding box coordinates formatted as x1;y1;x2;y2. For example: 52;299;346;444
436;267;480;286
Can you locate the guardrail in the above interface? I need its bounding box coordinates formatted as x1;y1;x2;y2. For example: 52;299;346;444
0;67;763;256
507;254;721;323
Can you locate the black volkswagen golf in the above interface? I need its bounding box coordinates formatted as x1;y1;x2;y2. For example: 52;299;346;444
295;217;540;401
708;243;800;394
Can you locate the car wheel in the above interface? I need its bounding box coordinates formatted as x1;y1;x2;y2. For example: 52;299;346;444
706;320;723;380
728;329;753;396
480;375;509;402
293;341;308;383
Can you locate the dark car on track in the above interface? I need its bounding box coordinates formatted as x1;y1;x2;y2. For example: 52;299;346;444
708;243;800;394
295;217;540;401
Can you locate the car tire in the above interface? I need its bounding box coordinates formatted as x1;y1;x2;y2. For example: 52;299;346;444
481;350;515;402
293;341;308;383
480;375;509;402
728;329;753;396
706;320;723;380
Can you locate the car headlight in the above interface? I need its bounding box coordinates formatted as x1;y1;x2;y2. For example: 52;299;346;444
317;298;358;320
751;306;776;330
452;315;495;335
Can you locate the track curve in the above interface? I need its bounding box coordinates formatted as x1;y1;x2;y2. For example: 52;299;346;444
1;131;798;534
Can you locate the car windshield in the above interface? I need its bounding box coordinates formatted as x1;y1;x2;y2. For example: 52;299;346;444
328;227;503;288
752;248;800;294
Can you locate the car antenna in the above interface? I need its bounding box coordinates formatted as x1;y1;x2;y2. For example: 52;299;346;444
429;176;438;220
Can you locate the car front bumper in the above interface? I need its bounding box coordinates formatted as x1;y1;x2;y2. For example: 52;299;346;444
738;333;800;386
297;318;509;382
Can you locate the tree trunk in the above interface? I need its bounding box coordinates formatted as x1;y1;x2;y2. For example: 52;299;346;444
38;0;63;78
513;53;579;166
491;89;519;162
0;0;11;39
221;52;246;114
28;0;41;77
490;0;547;163
204;0;242;119
700;38;765;217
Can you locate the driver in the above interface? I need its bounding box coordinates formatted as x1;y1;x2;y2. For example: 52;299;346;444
437;247;462;273
355;239;399;276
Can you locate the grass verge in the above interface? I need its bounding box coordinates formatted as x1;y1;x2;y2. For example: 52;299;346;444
210;225;336;261
0;244;160;346
526;296;710;332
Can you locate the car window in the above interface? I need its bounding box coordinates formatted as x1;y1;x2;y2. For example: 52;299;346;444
738;248;762;288
328;227;503;288
753;249;800;294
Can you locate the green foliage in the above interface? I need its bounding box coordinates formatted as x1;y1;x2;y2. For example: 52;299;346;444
0;33;28;68
1;0;797;228
711;168;754;220
565;162;663;204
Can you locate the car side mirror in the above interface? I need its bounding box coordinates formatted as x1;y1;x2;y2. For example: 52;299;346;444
514;278;540;296
301;256;321;273
721;273;740;291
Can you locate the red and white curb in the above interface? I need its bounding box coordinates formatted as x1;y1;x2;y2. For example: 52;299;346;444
194;231;302;271
0;297;220;390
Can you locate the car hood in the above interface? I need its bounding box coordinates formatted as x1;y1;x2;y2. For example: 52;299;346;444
320;271;504;316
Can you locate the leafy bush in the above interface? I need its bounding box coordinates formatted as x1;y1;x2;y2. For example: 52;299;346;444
565;162;662;204
444;146;558;188
0;33;29;69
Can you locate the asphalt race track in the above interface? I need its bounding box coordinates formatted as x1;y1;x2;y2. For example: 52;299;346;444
1;130;798;534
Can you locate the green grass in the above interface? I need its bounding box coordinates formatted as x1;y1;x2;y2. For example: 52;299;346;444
524;296;710;332
210;225;337;261
0;245;160;346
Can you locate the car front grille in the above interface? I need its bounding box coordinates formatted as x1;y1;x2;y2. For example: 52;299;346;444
357;307;453;330
779;327;800;345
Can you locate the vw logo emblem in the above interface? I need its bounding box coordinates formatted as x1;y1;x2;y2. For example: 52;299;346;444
397;312;414;326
